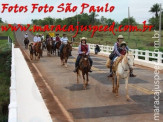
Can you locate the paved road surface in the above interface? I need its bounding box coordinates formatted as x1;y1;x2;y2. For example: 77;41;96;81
14;30;163;122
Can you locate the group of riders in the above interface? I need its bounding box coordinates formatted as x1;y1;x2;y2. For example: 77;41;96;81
24;33;136;77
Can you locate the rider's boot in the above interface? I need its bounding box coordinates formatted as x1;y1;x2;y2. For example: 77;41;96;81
73;66;78;73
108;63;113;77
89;68;93;72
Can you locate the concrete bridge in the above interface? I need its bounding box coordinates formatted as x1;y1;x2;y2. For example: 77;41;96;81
8;30;163;122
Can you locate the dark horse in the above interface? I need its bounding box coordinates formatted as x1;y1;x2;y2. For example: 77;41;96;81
54;41;61;56
46;39;53;56
24;38;29;49
60;42;72;67
29;42;42;60
76;55;91;90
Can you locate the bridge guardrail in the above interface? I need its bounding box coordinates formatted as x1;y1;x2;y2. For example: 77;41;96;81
8;42;17;122
88;43;163;64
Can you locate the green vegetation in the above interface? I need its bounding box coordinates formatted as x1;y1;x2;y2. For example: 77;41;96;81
0;23;15;41
31;3;163;51
32;25;163;51
0;19;12;122
149;3;163;30
0;40;11;122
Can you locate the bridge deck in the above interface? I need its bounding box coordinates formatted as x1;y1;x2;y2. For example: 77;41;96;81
14;30;163;122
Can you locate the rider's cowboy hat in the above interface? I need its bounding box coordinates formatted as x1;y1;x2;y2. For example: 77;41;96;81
63;34;67;36
118;35;124;39
80;37;87;40
120;41;126;46
56;34;59;36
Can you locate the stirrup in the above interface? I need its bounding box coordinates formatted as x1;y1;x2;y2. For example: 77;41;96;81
89;69;92;72
108;73;113;77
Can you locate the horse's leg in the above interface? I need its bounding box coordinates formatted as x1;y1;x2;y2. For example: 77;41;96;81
77;70;79;84
60;57;64;65
86;72;89;86
125;76;130;101
112;75;116;93
58;50;60;56
30;54;33;60
82;73;86;90
65;58;68;68
115;75;120;97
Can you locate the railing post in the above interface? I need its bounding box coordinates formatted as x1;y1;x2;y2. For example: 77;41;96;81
157;52;162;63
101;45;104;52
135;49;138;59
145;50;149;61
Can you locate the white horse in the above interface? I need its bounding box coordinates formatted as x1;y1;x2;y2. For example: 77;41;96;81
112;52;134;101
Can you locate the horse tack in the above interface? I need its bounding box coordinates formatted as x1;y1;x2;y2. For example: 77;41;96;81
77;55;90;90
112;56;124;71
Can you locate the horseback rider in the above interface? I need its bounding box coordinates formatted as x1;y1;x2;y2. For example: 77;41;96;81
108;35;136;77
41;34;44;42
73;37;93;72
108;35;126;77
60;34;68;54
33;33;41;50
54;34;61;48
24;33;28;40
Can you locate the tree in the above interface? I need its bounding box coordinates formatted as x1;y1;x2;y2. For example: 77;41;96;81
89;12;99;25
120;17;137;26
44;17;54;25
0;18;3;23
100;16;107;25
106;18;114;26
149;3;160;18
148;12;163;29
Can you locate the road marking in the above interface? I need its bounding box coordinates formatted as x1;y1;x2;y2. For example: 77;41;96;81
23;48;74;122
128;84;154;95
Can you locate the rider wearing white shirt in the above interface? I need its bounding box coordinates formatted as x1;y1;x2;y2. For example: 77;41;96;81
37;36;41;42
33;35;38;42
60;34;68;54
24;33;28;39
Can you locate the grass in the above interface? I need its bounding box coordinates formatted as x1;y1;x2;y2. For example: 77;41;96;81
0;23;13;122
31;24;163;52
0;39;11;122
0;23;15;41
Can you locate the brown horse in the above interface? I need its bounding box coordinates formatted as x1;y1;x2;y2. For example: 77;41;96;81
76;55;91;90
46;40;53;56
24;38;29;49
54;41;61;56
29;42;42;60
60;42;72;67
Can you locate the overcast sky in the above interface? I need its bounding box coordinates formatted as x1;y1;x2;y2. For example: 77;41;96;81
0;0;162;24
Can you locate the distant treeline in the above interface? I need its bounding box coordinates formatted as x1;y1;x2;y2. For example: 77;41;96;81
31;10;163;30
31;12;137;28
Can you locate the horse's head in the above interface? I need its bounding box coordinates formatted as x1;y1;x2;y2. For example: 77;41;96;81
67;42;72;51
81;55;90;69
125;51;134;69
